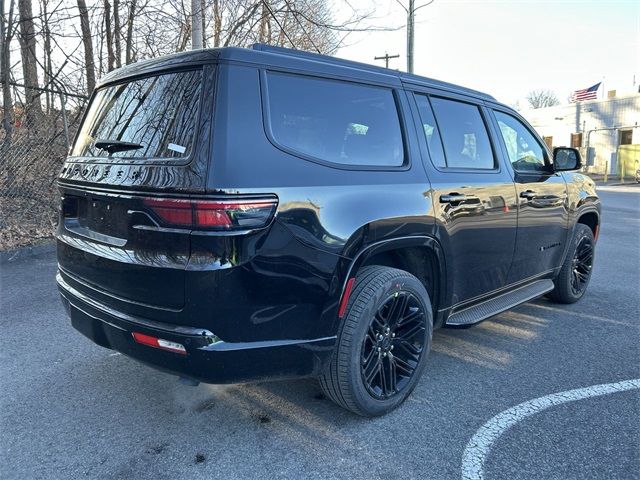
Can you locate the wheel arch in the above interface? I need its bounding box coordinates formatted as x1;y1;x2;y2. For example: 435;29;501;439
335;236;448;329
576;209;600;239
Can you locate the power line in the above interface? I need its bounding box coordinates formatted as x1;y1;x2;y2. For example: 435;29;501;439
261;1;297;51
281;0;322;54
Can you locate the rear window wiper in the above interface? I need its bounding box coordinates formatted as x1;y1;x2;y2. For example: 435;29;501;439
94;139;143;154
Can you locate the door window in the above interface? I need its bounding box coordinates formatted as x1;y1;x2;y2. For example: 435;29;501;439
494;111;548;173
415;94;446;168
429;97;495;169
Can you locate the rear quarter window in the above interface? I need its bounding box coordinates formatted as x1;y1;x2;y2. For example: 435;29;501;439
264;72;405;168
71;69;203;160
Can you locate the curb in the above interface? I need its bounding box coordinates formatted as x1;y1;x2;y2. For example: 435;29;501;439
0;240;56;264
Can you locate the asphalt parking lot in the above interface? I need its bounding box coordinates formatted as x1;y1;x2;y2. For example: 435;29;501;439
1;186;639;480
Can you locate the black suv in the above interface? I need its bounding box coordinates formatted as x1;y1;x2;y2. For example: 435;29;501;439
57;44;600;416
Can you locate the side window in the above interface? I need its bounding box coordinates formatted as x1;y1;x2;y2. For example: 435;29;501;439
430;97;495;169
265;72;404;167
415;94;446;168
494;111;548;173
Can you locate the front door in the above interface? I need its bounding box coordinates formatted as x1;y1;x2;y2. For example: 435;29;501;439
491;109;569;283
413;93;518;306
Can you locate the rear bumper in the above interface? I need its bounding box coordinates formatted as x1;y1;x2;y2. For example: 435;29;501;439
57;272;335;384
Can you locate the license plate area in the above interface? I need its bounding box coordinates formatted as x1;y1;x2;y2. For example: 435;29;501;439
85;198;129;238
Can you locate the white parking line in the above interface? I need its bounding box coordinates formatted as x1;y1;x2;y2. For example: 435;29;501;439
597;185;640;193
461;378;640;480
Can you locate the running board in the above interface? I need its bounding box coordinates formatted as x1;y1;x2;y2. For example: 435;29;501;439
445;279;554;326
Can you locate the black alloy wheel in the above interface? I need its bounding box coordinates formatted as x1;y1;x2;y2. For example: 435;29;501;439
570;235;594;296
548;223;596;304
319;266;432;417
361;292;427;400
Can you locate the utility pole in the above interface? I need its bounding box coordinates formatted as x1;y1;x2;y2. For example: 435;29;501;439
407;0;414;73
399;0;434;73
374;53;400;69
191;0;203;49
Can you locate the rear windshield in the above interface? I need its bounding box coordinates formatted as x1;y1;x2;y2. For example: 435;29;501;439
71;69;202;160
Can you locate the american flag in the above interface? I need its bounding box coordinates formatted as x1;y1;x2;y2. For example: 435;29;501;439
570;82;601;102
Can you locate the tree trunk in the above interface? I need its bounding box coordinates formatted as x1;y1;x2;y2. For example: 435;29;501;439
104;0;115;71
41;0;53;114
200;0;205;48
125;0;136;64
77;0;96;93
1;0;15;147
1;0;16;187
213;0;221;47
18;0;43;125
259;0;268;43
97;8;104;75
113;0;121;67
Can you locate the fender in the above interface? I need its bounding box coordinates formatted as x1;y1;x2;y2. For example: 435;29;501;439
327;235;449;332
556;205;601;271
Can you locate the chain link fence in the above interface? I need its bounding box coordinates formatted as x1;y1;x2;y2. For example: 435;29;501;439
1;85;88;250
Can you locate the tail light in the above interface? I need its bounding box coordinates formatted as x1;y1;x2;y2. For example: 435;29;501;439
142;197;278;230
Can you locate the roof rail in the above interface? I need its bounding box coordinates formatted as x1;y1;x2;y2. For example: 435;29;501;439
251;43;395;76
250;43;495;102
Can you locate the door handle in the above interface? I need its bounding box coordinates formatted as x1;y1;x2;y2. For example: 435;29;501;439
520;190;537;200
440;193;468;203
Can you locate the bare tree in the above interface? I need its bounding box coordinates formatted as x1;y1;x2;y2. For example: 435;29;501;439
125;0;136;63
258;0;268;42
77;0;96;93
40;0;54;113
113;0;121;66
104;0;115;70
18;0;43;124
526;89;560;109
4;0;395;111
1;0;16;145
212;0;221;46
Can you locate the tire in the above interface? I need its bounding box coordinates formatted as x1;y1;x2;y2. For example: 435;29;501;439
547;224;596;304
319;266;433;417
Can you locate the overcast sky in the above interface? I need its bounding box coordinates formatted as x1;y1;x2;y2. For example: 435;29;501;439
337;0;640;107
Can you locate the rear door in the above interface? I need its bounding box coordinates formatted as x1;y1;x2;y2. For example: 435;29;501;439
489;108;569;283
57;67;213;314
412;92;517;306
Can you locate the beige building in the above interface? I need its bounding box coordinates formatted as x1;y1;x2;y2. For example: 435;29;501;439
521;93;640;176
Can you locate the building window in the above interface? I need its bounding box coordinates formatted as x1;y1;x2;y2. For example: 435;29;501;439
619;129;633;146
543;136;553;150
570;133;583;148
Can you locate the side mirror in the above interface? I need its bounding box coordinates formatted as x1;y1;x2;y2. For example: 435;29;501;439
553;147;582;171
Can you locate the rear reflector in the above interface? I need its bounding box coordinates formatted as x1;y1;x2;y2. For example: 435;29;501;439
143;197;278;230
132;332;187;355
338;278;356;318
